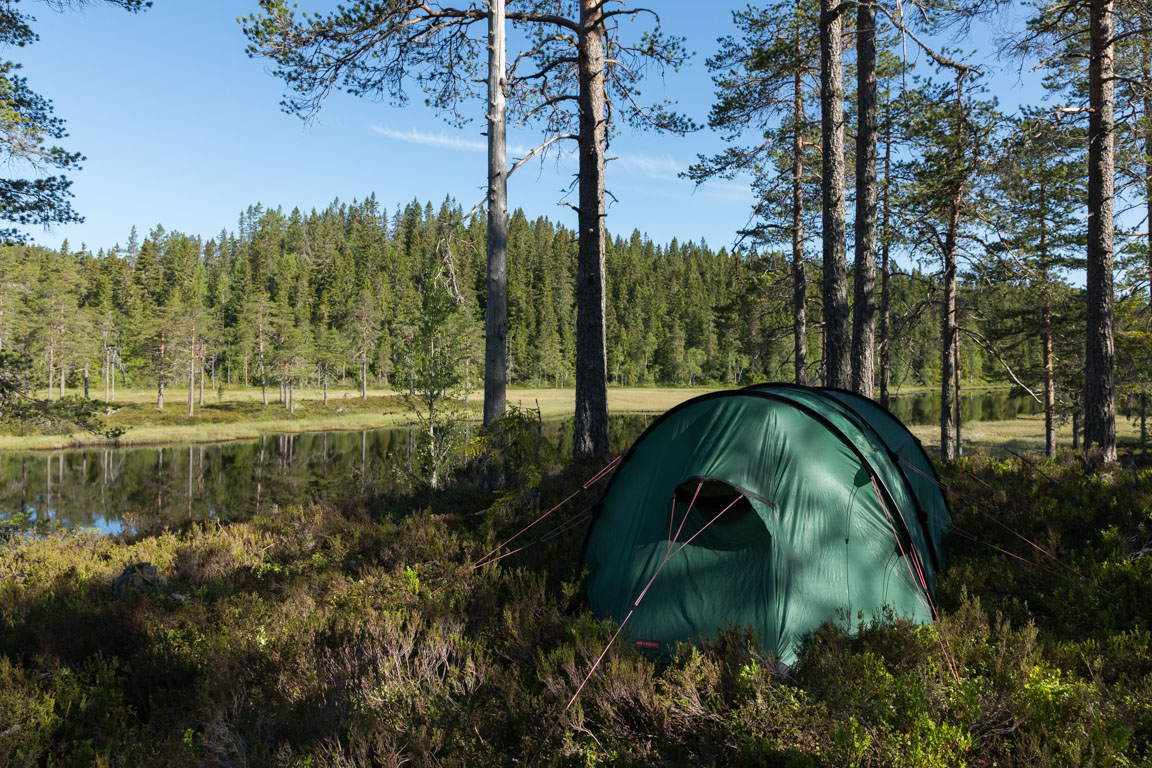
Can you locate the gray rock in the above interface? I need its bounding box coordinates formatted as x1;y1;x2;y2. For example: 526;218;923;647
113;562;167;597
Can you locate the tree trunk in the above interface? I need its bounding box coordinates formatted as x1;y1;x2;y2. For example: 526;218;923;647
59;363;65;398
199;365;204;406
1144;47;1152;315
573;0;610;457
792;9;808;386
1041;166;1056;458
484;0;509;427
851;0;877;397
83;361;89;398
1044;309;1056;457
1141;391;1147;456
820;0;850;388
954;340;962;457
361;349;368;399
47;341;54;402
323;370;329;406
289;381;294;414
940;211;959;461
157;373;164;410
1085;0;1117;463
880;121;892;409
188;359;195;416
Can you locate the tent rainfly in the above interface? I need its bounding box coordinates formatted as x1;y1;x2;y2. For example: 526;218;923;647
583;384;951;665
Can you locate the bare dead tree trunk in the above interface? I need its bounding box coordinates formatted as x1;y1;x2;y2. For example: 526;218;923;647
792;9;808;386
484;0;509;427
157;334;165;410
851;0;877;397
83;361;89;398
323;369;329;406
199;364;204;406
573;0;610;456
821;0;850;388
1085;0;1117;463
361;346;368;399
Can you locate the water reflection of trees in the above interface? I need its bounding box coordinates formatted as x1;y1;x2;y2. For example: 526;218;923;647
0;401;1043;536
0;415;657;534
886;391;1044;426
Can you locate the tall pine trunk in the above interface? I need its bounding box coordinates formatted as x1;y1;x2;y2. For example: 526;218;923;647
880;121;892;408
484;0;509;427
1040;166;1056;457
1085;0;1117;463
939;77;966;461
792;7;807;385
851;0;877;397
820;0;850;388
941;219;958;461
188;359;195;416
1044;302;1056;457
573;0;609;456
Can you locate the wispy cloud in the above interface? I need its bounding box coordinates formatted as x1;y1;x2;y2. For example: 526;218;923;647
614;152;681;180
371;125;486;152
372;125;751;202
374;124;542;156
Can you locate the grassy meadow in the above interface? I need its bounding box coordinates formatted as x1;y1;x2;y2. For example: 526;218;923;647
0;385;719;451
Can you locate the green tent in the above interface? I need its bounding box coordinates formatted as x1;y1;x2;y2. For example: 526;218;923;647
583;384;950;664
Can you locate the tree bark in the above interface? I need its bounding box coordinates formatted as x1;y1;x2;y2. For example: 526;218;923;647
1040;164;1056;457
940;205;960;461
1144;47;1152;315
199;364;204;406
83;361;89;398
820;0;850;388
323;370;329;406
188;359;195;416
484;0;509;427
47;340;54;402
880;120;892;409
851;0;878;397
361;347;368;399
1044;304;1056;457
792;10;808;386
1085;0;1117;463
573;0;610;457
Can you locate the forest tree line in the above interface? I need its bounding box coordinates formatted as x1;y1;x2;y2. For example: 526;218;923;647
1;190;1148;451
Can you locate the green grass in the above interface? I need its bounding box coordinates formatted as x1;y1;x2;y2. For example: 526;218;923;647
2;447;1152;766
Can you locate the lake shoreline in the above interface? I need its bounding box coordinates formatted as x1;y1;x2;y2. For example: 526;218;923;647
0;384;1024;453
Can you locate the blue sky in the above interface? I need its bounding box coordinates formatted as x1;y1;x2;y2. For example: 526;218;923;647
14;1;1044;254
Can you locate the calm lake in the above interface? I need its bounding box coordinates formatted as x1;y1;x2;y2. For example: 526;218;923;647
0;390;1041;534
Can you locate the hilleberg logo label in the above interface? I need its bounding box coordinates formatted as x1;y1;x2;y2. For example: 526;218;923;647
634;640;660;649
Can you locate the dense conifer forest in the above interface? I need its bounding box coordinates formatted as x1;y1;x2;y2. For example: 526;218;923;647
2;195;1127;420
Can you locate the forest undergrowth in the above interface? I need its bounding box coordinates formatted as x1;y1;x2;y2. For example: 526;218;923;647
2;437;1152;767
